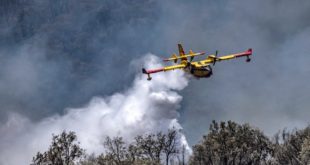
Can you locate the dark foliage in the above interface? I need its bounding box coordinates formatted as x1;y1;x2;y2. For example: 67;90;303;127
189;120;273;165
32;131;84;165
32;122;310;165
271;127;310;164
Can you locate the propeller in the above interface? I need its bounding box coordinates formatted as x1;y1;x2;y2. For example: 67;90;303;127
189;49;194;62
213;50;218;66
190;56;194;62
186;61;191;68
185;61;194;73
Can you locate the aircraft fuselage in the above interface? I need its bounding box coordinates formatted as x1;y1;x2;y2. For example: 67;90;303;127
184;65;213;78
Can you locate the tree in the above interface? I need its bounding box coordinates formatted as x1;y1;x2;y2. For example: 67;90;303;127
78;153;99;165
32;131;84;165
134;130;180;165
272;126;310;164
101;136;129;165
189;120;273;165
163;128;179;165
98;135;160;165
135;133;163;164
300;137;310;164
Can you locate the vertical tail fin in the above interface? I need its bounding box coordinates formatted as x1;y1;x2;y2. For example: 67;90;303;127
178;44;185;56
178;43;187;61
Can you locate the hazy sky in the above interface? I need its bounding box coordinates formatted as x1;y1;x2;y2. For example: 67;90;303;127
1;0;310;158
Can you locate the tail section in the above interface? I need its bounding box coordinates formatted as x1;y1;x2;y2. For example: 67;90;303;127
189;49;194;55
163;44;205;63
178;44;185;56
171;53;178;63
178;43;188;61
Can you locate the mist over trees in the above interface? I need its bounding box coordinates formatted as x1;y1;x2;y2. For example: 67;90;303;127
31;121;310;165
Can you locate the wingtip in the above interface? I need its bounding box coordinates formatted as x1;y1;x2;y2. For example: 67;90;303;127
247;48;253;54
163;59;169;62
142;68;147;74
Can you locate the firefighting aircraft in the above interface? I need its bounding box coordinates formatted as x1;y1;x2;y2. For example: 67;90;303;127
142;44;252;80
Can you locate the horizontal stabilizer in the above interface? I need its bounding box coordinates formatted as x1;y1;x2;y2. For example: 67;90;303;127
189;49;194;55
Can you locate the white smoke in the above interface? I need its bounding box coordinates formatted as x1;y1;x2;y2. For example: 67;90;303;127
0;54;190;165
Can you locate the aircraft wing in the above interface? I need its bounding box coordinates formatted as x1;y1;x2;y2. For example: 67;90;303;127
163;64;187;71
217;48;252;61
200;49;252;65
142;64;186;75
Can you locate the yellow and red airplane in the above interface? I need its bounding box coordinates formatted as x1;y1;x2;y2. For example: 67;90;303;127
142;44;252;80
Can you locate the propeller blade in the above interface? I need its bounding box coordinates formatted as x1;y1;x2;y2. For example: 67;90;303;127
213;50;218;66
190;56;194;62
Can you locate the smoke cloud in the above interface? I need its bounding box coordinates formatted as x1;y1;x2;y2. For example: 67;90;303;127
1;0;310;162
0;0;160;121
0;55;190;165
